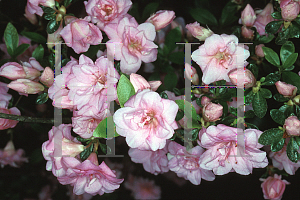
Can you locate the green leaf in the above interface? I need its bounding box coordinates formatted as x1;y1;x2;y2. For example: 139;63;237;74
245;122;259;129
142;2;159;20
245;110;255;118
36;93;48;104
284;105;294;118
287;137;300;163
93;116;119;138
175;110;184;121
21;31;47;44
247;63;259;79
117;74;136;107
164;27;181;53
229;106;237;116
296;105;300;119
252;92;267;118
41;6;56;14
83;45;100;59
64;0;72;7
13;44;30;58
273;93;289;102
257;34;275;43
262;47;280;66
190;8;218;26
99;143;112;155
221;116;236;125
80;143;93;161
282;53;298;69
169;52;184;65
271;11;282;19
270;109;286;125
262;72;280;86
289;23;300;38
175;99;200;128
258;128;284;145
271;138;285;152
159;91;168;99
76;136;91;143
218;100;228;118
4;22;19;57
282;71;300;92
32;44;44;62
280;41;295;64
219;1;238;26
44;13;56;20
164;70;178;90
245;90;254;105
265;21;283;34
260;88;272;99
275;28;290;45
47;20;60;34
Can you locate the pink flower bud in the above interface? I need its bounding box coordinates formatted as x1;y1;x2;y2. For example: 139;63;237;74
253;3;274;36
130;73;151;92
203;102;223;122
201;96;211;106
148;81;162;91
0;61;41;81
0;107;20;130
284;116;300;136
281;1;300;21
184;63;199;85
241;4;256;26
185;22;213;41
275;81;297;97
260;174;290;200
255;44;265;57
228;68;256;89
61;138;85;157
87;152;99;165
146;10;175;31
24;5;38;25
8;79;44;94
241;26;254;40
40;67;54;87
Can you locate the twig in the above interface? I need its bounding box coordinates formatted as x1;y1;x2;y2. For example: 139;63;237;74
0;113;71;124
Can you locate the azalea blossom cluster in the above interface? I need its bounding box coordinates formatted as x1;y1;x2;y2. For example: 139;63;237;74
1;0;300;199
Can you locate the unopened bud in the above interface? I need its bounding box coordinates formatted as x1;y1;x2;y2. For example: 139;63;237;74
146;10;175;31
185;22;213;41
8;79;44;94
228;68;256;89
241;4;256;26
40;67;54;87
275;81;297;97
284;116;300;136
203;102;223;122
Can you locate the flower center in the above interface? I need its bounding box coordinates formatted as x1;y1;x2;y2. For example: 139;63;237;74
135;110;156;128
97;74;107;84
103;5;113;16
215;52;233;69
217;142;237;166
178;156;199;170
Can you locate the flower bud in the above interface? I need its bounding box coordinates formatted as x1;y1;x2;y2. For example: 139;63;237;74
255;44;265;57
148;81;162;91
87;152;99;165
40;67;54;87
241;26;254;40
228;68;256;89
275;81;297;97
185;22;213;41
293;94;300;105
260;174;290;200
201;96;211;106
241;4;256;26
61;138;85;157
24;5;38;25
0;62;27;80
146;10;175;31
281;1;300;21
203;102;223;122
8;79;44;94
184;63;199;85
284;116;300;136
130;73;151;92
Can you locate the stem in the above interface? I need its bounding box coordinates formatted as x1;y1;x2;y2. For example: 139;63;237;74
13;96;22;107
0;113;71;124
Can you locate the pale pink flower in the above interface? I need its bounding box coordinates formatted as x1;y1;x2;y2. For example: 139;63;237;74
58;153;124;196
0;62;40;81
84;0;132;30
0;36;38;62
186;22;213;41
60;17;103;54
191;34;250;84
7;79;44;94
184;63;199;85
124;174;161;200
66;55;119;111
167;141;215;185
240;4;256;27
255;44;265;57
40;67;54;87
281;0;300;21
275;81;297;97
130;73;161;92
146;10;175;31
0;107;21;130
198;124;268;175
128;145;169;175
24;5;38;25
268;138;300;175
241;26;254;39
284;116;300;136
0;82;12;107
0;141;28;168
104;17;158;74
260;174;290;200
42;124;84;177
113;89;178;151
228;68;256;89
26;0;55;16
253;3;274;35
202;102;223;122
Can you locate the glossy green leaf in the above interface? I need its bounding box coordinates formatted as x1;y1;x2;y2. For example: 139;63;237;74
169;51;184;65
282;53;298;69
245;90;254;105
13;44;30;58
280;41;295;64
262;47;280;66
282;71;300;92
164;70;177;90
287;137;300;163
258;128;284;145
262;72;280;86
32;44;44;62
260;88;272;99
64;0;72;7
273;93;289;102
142;2;159;20
271;138;285;152
271;11;282;19
190;8;218;26
117;74;136;107
164;27;181;53
47;20;60;34
80;143;93;161
36;93;48;104
257;34;275;43
21;31;47;44
4;22;19;57
270;109;286;125
93;116;119;138
265;21;283;34
252;92;267;118
244;110;255;118
219;1;238;26
275;28;290;45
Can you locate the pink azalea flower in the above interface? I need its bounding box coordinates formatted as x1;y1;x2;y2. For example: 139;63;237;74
124;174;161;200
128;145;169;175
58;153;124;196
268;138;300;175
26;0;55;16
146;10;176;31
260;174;290;200
253;3;274;36
42;124;84;177
0;82;12;107
191;34;250;84
167;141;215;185
60;17;103;54
130;73;161;92
84;0;132;30
104;16;158;74
0;107;21;130
0;141;28;168
113;89;178;151
198;124;268;175
0;61;41;81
